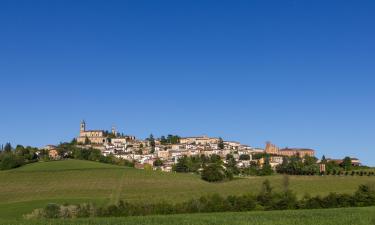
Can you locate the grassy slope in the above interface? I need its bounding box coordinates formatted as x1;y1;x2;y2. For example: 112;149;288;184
0;160;374;219
1;207;375;225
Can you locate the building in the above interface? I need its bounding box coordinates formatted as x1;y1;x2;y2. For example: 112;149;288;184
77;121;107;144
327;158;361;167
279;148;315;157
48;149;59;160
43;145;57;151
264;142;315;158
265;142;279;155
180;136;219;145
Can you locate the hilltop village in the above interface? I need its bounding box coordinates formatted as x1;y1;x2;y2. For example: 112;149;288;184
43;121;361;173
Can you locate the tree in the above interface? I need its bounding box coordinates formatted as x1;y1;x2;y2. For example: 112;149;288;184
239;154;250;161
226;156;239;175
0;152;25;170
153;158;163;167
257;179;273;208
218;138;224;150
4;143;12;152
71;138;77;145
321;155;327;163
174;156;190;173
160;136;167;145
201;163;226;182
167;135;180;144
226;154;234;160
148;134;155;153
342;157;352;171
209;154;222;164
84;137;91;145
258;157;273;176
282;175;290;193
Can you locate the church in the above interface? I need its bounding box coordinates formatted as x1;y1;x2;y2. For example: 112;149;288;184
77;121;116;144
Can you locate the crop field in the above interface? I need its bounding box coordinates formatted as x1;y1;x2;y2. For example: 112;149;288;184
0;160;374;220
0;207;374;225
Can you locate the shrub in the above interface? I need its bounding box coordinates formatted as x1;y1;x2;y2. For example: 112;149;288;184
44;203;61;218
201;163;226;182
0;152;25;170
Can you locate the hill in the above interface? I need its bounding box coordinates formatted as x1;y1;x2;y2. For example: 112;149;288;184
0;160;374;219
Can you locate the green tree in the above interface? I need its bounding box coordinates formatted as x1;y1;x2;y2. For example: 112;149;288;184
210;154;223;164
174;156;190;172
201;163;226;182
239;154;250;160
4;143;12;152
160;136;167;145
167;135;180;144
153;158;164;167
218;138;224;150
84;137;91;145
0;152;25;170
258;157;273;176
148;134;156;153
257;179;273;208
226;156;239;175
342;157;352;171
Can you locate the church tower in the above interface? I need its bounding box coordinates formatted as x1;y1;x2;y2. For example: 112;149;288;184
80;120;86;134
111;125;117;137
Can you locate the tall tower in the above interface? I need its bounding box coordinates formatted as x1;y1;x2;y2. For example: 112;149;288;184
80;120;86;134
111;125;117;137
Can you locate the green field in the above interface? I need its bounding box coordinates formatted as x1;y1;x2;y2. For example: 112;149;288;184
0;160;374;222
1;207;375;225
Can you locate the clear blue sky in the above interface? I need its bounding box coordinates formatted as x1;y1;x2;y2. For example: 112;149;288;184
1;0;374;165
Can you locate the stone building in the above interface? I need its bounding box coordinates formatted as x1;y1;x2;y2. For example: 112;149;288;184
265;142;279;155
264;142;315;158
279;148;315;157
77;121;107;144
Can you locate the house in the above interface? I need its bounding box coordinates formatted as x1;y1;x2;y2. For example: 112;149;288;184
43;145;57;150
279;148;315;157
157;150;170;159
180;136;219;145
224;141;241;150
327;158;361;167
48;149;60;160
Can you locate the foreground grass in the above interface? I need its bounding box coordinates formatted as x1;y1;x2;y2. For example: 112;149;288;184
1;207;375;225
0;160;374;219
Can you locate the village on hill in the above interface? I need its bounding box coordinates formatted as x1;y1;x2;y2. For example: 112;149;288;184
42;121;362;175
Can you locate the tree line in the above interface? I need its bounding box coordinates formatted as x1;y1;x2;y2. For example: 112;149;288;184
0;143;38;170
0;141;135;170
173;154;273;182
56;142;134;168
25;178;375;219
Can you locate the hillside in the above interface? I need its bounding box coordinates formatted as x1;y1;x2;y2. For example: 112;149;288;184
0;160;374;219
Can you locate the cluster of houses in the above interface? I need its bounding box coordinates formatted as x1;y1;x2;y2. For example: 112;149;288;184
44;121;360;172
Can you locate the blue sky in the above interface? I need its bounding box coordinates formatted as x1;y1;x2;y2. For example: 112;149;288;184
1;0;374;165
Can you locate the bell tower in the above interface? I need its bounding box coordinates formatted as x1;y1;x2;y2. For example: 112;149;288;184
112;125;117;137
80;120;86;134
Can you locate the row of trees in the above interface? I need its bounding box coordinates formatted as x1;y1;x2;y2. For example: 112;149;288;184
27;179;375;219
276;155;320;175
173;154;233;182
55;142;135;167
173;154;273;182
160;135;180;145
0;143;38;170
